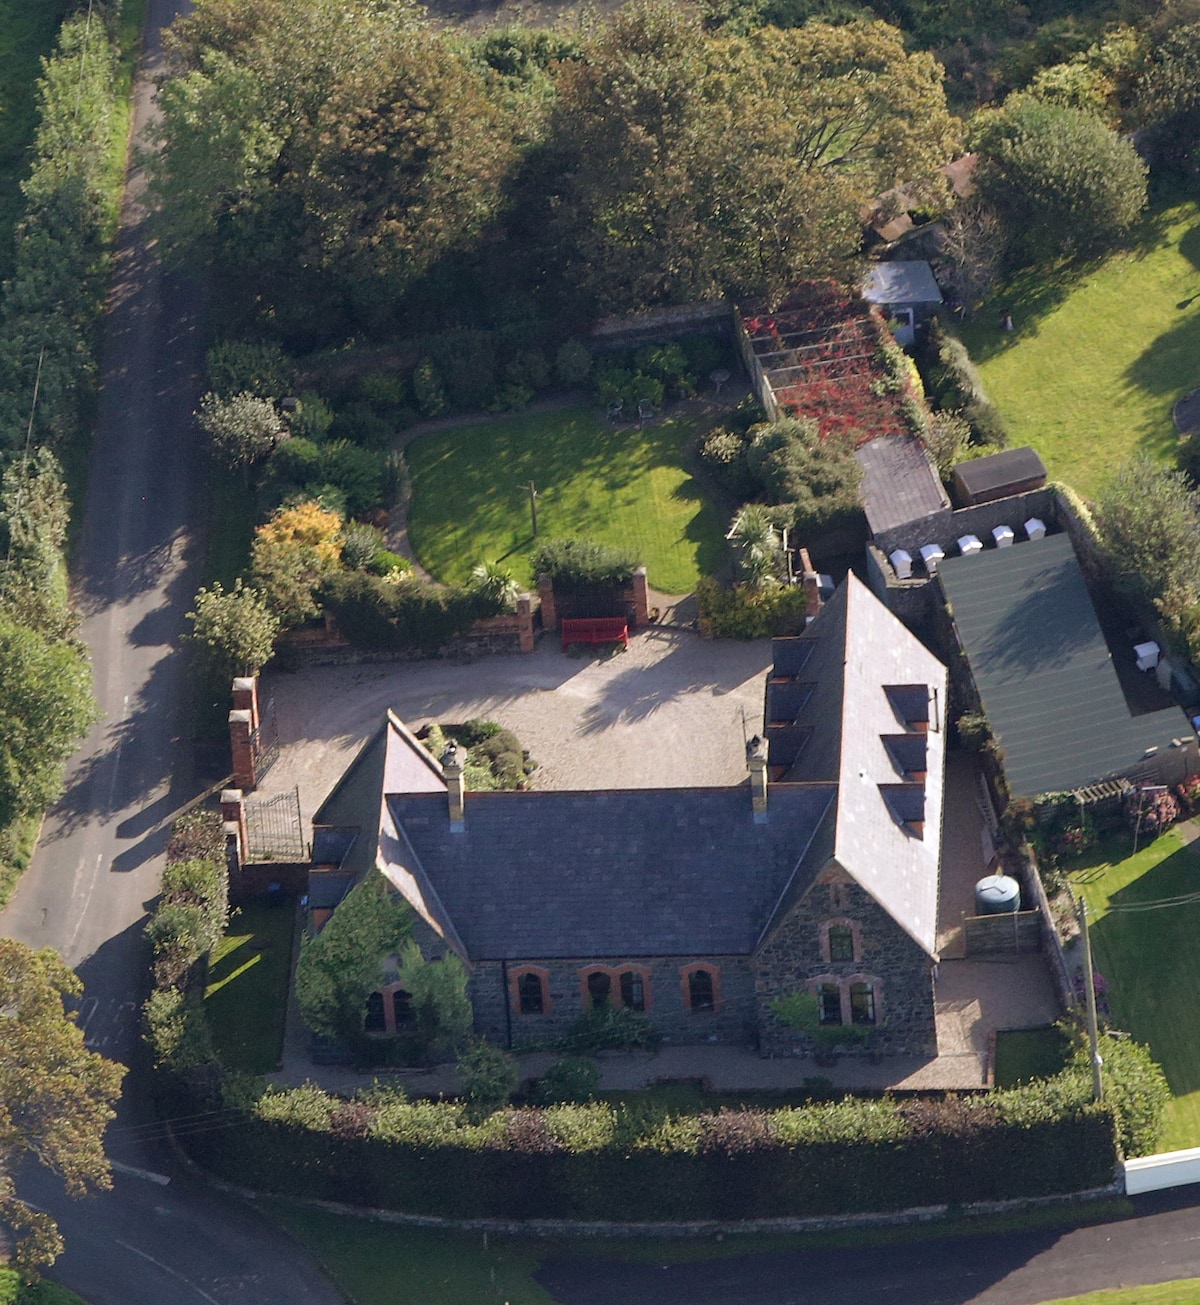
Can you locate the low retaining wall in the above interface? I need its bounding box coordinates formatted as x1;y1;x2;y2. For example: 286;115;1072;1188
590;300;732;352
1123;1146;1200;1195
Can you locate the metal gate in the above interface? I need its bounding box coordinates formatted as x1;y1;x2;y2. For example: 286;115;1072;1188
251;691;281;781
245;788;305;863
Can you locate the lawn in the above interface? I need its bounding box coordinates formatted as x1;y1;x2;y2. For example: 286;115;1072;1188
993;1026;1068;1088
960;189;1200;498
270;1200;1133;1305
406;405;728;595
1070;829;1200;1149
1047;1283;1200;1304
204;902;295;1073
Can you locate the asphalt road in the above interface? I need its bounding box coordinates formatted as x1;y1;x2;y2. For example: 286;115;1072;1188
0;0;343;1299
538;1190;1200;1305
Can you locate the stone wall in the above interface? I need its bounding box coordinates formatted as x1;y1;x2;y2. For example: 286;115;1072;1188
469;954;757;1050
537;568;651;632
872;487;1057;562
589;300;733;353
753;878;936;1057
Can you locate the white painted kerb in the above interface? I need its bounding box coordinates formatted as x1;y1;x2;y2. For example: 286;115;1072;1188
1123;1146;1200;1195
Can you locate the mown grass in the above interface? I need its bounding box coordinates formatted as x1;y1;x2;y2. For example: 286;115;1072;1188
406;405;728;595
204;902;295;1073
269;1199;1133;1305
960;189;1200;498
993;1026;1069;1089
1069;828;1200;1149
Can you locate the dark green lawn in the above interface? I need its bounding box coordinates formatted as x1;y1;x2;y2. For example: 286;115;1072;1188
1070;829;1200;1149
992;1026;1068;1088
406;405;728;595
960;190;1200;498
204;902;295;1073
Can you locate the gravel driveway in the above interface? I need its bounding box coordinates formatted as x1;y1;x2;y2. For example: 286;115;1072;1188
259;627;774;822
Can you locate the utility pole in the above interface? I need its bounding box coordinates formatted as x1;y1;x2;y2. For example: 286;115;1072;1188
527;481;539;538
1078;897;1103;1102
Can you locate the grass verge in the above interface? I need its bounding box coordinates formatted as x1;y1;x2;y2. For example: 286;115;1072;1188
0;1268;87;1304
268;1198;1133;1305
406;405;728;595
1045;1282;1200;1304
204;902;295;1073
1070;828;1200;1148
0;816;39;912
960;190;1200;498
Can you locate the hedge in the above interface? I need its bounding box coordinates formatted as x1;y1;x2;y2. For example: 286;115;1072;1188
695;578;808;639
179;1083;1116;1220
530;538;640;591
320;570;502;652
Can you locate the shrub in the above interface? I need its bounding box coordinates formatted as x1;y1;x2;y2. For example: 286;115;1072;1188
187;579;280;684
371;548;410;577
530;538;640;591
634;342;696;399
251;500;344;627
558;1005;660;1054
313;440;384;517
505;347;551;393
426;330;498;411
328;400;395;450
555;340;592;387
531;1056;600;1105
412;359;447;418
458;1041;519;1115
695;577;808;639
206;340;293;399
289;391;334;442
744;418;864;538
699;427;756;501
341;521;385;571
166;810;226;865
382;451;411;508
490;383;534;411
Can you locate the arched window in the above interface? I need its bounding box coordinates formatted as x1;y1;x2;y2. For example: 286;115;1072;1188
818;982;842;1025
392;988;414;1026
619;970;646;1012
850;981;876;1025
364;990;386;1033
587;970;612;1009
828;925;855;962
518;971;545;1015
687;969;715;1012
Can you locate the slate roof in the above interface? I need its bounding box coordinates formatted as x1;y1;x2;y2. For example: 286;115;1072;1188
862;261;943;307
766;575;947;955
938;532;1187;797
855;434;950;537
953;446;1046;500
384;786;837;960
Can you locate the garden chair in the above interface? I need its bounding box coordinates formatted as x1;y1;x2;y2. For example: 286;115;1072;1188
607;400;624;424
637;398;656;425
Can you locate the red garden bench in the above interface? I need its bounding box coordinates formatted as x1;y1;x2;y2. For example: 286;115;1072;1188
560;616;629;651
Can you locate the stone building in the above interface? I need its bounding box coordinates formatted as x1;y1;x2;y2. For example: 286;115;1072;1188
312;573;947;1057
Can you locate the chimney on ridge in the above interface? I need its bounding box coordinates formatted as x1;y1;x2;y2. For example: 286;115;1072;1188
441;741;465;832
746;734;768;821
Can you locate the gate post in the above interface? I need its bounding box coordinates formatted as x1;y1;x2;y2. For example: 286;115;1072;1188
229;709;257;790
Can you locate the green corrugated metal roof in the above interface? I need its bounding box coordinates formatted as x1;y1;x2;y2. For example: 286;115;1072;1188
938;533;1186;797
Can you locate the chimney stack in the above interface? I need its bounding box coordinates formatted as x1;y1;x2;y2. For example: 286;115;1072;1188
798;547;822;619
441;741;465;832
746;734;768;821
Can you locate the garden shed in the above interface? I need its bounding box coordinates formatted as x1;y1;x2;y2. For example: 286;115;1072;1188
952;446;1047;508
862;261;943;345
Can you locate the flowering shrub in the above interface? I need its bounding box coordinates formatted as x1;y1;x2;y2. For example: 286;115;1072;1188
1177;775;1200;815
1124;788;1180;837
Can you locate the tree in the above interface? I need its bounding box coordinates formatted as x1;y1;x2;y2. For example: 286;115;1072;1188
294;873;412;1042
1135;22;1200;166
971;99;1148;265
0;448;74;639
1094;457;1200;639
187;579;280;686
726;503;783;586
396;940;472;1059
0;614;97;828
938;200;1007;314
250;499;343;627
196;391;280;468
0;940;124;1272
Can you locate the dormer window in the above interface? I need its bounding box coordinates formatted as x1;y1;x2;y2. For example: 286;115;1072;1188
879;783;926;838
882;734;927;782
885;684;929;733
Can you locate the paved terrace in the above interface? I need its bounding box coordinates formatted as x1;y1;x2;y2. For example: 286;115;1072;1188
258;628;1060;1095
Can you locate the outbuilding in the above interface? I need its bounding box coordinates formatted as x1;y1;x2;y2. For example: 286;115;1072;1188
862;261;943;345
952;446;1047;508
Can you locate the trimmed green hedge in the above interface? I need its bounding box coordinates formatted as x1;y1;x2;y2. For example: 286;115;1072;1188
320;571;501;652
180;1082;1116;1220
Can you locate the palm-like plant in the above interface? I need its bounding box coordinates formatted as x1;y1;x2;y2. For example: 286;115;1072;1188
470;560;521;612
727;504;783;587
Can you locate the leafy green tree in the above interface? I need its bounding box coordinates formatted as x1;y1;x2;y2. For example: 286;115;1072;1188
1094;457;1200;636
0;614;97;828
196;391;280;468
727;503;783;587
187;579;280;687
295;873;413;1042
0;940;124;1272
0;449;73;638
397;941;473;1059
971;99;1147;264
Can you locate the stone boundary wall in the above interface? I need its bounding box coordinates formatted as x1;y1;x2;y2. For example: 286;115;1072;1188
873;486;1056;561
589;300;733;352
963;911;1041;957
1022;847;1076;1013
